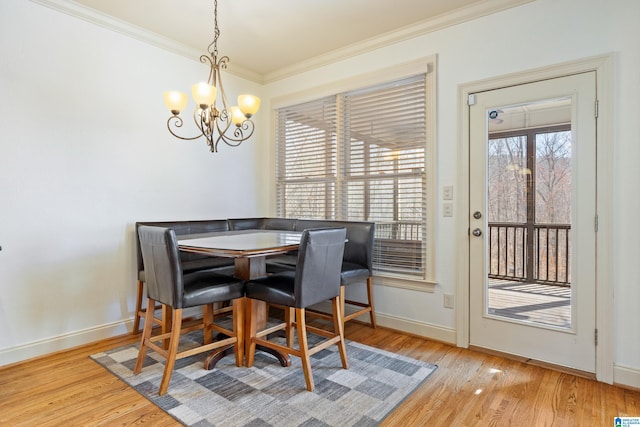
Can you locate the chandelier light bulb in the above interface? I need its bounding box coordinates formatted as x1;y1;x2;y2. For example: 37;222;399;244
230;106;246;126
192;82;217;107
163;91;188;115
238;94;261;117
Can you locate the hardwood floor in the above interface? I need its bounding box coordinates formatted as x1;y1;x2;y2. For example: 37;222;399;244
1;321;638;426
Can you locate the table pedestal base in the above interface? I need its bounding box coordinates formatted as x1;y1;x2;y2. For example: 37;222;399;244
203;342;290;370
203;296;291;370
201;256;291;369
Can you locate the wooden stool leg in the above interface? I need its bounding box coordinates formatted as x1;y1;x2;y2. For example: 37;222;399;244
366;277;377;328
332;296;349;370
162;305;172;350
132;280;144;334
233;297;245;367
285;307;295;347
134;297;155;374
339;286;346;330
296;308;314;391
159;308;183;396
245;298;258;367
203;303;214;345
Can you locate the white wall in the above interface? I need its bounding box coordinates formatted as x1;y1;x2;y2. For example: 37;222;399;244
0;1;267;364
264;0;640;387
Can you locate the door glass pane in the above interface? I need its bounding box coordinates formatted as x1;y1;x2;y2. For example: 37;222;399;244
485;98;572;329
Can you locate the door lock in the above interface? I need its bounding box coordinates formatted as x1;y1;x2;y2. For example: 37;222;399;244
473;211;482;219
472;228;482;237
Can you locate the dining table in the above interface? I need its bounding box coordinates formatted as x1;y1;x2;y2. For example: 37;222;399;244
177;229;302;369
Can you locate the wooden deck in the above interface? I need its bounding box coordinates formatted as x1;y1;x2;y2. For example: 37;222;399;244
487;279;571;328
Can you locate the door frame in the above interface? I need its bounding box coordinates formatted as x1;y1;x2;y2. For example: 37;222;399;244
455;54;614;383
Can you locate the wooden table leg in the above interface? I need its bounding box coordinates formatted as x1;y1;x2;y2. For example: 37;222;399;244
246;298;290;367
204;256;290;369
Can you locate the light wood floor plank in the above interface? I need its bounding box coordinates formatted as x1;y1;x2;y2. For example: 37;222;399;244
0;322;638;426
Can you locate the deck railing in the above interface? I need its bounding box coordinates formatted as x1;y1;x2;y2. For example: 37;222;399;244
488;222;571;286
371;221;571;284
375;221;422;240
374;221;423;275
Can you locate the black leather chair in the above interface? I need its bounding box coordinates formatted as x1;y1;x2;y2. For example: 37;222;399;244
134;226;245;396
268;220;377;329
245;227;348;391
133;220;234;334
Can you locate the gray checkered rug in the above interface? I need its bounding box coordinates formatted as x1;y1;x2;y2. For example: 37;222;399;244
91;330;437;426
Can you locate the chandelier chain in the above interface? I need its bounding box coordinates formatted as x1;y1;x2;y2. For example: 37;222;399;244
208;0;220;57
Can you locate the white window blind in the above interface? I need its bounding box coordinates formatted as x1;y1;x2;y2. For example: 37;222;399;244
276;96;337;219
276;74;428;280
342;76;427;277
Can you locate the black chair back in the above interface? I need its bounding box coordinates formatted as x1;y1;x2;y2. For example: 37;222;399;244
137;226;184;308
294;227;346;308
295;219;374;273
135;219;230;272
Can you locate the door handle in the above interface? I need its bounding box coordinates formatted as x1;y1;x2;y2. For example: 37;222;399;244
472;228;482;237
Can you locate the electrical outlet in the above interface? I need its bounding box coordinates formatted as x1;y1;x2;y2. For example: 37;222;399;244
444;293;455;309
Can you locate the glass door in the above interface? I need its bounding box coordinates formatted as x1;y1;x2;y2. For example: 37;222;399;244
469;72;597;372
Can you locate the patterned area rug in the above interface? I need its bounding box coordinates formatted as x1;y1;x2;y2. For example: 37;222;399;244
91;330;437;427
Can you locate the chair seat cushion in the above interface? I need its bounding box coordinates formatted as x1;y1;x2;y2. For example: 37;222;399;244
265;259;371;286
139;257;235;282
340;262;371;286
245;272;296;307
182;270;245;308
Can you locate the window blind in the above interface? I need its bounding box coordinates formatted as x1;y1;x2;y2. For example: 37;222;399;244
276;74;428;279
341;75;427;277
276;96;337;219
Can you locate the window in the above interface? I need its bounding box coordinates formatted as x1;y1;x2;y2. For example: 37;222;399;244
276;73;431;282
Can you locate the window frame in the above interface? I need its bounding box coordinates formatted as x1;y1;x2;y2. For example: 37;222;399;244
270;58;437;291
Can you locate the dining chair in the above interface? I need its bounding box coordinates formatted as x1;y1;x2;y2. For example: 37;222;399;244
134;225;245;396
268;220;377;329
132;220;234;334
245;227;348;391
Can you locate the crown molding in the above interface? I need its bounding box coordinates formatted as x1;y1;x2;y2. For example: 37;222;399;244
30;0;533;85
29;0;200;60
28;0;263;83
263;0;534;83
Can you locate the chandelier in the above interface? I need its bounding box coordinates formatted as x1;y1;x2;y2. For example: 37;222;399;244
163;0;260;153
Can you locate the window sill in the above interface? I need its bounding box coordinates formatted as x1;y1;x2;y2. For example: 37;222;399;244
373;274;436;292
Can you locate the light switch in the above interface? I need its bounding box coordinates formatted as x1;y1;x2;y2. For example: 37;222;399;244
443;186;453;200
443;203;453;217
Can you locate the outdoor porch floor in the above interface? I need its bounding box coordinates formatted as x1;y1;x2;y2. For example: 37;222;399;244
487;279;571;328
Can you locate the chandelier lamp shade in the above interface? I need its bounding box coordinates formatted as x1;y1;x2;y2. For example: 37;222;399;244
163;0;260;153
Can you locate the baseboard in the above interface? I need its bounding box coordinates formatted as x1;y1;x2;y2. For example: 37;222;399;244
306;301;457;345
614;364;640;391
0;319;131;367
375;312;457;345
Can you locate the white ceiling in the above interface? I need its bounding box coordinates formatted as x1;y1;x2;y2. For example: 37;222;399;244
45;0;531;82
